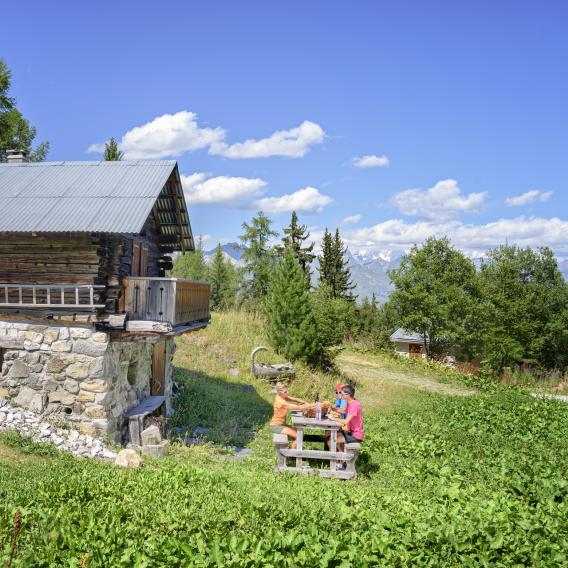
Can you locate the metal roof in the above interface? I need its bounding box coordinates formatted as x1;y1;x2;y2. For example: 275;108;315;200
0;160;194;251
390;328;426;343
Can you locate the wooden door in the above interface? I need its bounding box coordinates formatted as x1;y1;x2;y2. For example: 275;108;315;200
409;343;422;357
151;341;166;396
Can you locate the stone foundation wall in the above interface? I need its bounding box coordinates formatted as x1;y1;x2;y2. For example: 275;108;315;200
0;321;174;440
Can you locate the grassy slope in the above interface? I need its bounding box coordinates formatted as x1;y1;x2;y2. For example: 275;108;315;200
0;311;567;567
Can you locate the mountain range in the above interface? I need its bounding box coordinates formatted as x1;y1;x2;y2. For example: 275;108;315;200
205;243;568;303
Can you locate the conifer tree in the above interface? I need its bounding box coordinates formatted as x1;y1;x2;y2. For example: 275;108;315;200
171;237;208;280
209;243;239;310
103;137;124;161
317;228;356;300
265;247;320;364
275;211;315;286
240;211;278;306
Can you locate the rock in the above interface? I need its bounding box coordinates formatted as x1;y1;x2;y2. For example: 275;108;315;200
80;380;107;393
43;328;60;344
115;449;143;468
77;391;95;403
63;378;80;394
92;332;108;343
66;363;89;380
70;328;92;340
14;387;44;413
8;359;29;379
0;388;9;399
58;328;70;340
73;340;107;358
84;405;106;418
52;341;72;353
23;341;41;351
46;357;67;374
141;440;170;459
48;389;76;406
141;425;162;446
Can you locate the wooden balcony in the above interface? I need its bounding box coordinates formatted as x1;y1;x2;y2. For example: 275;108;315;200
122;277;211;331
0;283;106;310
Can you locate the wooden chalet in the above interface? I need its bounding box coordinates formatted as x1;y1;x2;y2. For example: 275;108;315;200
0;156;210;440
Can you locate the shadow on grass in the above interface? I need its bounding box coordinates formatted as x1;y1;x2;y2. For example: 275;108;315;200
169;366;273;447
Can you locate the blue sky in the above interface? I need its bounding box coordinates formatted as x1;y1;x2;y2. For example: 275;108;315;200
3;0;567;255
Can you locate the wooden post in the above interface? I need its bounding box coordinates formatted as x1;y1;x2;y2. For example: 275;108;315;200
296;428;304;468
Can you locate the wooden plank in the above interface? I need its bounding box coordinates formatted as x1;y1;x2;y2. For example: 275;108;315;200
151;341;166;396
296;429;304;468
126;320;173;333
280;449;354;461
273;466;355;480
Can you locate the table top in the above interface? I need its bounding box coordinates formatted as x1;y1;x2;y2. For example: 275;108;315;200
291;414;342;430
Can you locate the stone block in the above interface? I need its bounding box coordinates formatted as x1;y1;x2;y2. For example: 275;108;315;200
89;357;104;378
66;363;89;380
0;387;9;399
8;359;29;378
23;331;44;343
23;341;41;351
141;440;169;459
70;328;92;339
115;449;142;468
48;389;76;406
52;341;72;352
80;379;107;393
43;328;60;344
79;423;96;436
73;339;107;358
92;332;108;343
58;328;70;340
77;391;96;403
91;419;111;436
63;378;80;394
141;424;162;446
46;357;67;373
15;386;44;413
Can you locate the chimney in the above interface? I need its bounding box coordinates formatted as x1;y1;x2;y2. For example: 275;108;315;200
6;149;28;164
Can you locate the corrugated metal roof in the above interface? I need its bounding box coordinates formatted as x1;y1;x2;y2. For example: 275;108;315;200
390;328;426;342
0;160;178;233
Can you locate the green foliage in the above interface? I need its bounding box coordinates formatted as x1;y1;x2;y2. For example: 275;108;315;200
0;432;57;457
209;244;240;311
103;137;124;161
265;248;320;364
478;245;568;372
275;211;315;286
317;228;356;301
388;237;479;358
171;238;208;281
240;211;278;308
356;294;397;349
0;59;48;162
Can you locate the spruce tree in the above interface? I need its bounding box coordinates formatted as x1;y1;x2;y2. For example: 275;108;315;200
209;243;239;310
275;211;315;286
317;228;335;292
333;229;357;301
103;137;124;161
171;237;208;280
265;247;320;364
240;211;278;307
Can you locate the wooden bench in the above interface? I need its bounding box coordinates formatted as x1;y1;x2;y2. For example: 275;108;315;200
273;433;361;480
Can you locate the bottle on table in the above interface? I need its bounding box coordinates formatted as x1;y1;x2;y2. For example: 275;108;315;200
315;394;322;420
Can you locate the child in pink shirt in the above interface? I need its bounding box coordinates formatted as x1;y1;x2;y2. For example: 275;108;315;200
329;384;364;449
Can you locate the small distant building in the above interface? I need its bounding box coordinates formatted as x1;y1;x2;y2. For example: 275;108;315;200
390;328;427;358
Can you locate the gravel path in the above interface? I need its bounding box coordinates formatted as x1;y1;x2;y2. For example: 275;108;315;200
338;354;477;397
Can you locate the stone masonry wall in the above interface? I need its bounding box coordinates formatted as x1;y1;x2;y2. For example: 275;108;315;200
0;321;174;441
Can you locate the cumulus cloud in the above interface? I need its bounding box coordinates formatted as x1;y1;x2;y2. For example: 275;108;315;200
351;154;390;168
342;214;362;225
505;190;553;207
88;111;225;159
391;179;486;221
181;173;267;207
210;120;325;159
255;187;333;215
343;216;568;255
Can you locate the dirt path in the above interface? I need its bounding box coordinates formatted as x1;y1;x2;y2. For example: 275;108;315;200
338;352;477;399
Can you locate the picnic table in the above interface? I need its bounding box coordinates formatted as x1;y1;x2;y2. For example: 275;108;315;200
273;413;360;480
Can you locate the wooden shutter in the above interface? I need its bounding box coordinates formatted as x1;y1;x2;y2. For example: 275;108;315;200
151;341;166;396
140;243;149;277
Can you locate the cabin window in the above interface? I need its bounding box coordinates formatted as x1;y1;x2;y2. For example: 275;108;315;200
131;241;149;277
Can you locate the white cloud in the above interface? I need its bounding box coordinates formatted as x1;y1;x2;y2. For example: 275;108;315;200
255;187;332;215
88;111;225;159
210;120;325;158
342;214;362;225
505;190;553;207
344;216;568;255
351;154;390;168
391;179;486;221
181;173;267;207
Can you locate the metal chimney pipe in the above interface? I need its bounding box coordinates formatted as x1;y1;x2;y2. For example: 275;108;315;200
6;149;28;163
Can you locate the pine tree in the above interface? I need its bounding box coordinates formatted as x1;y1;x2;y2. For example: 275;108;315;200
333;229;357;301
240;211;278;306
171;237;208;280
209;243;240;310
265;248;320;364
317;228;356;300
275;211;315;286
104;137;124;161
